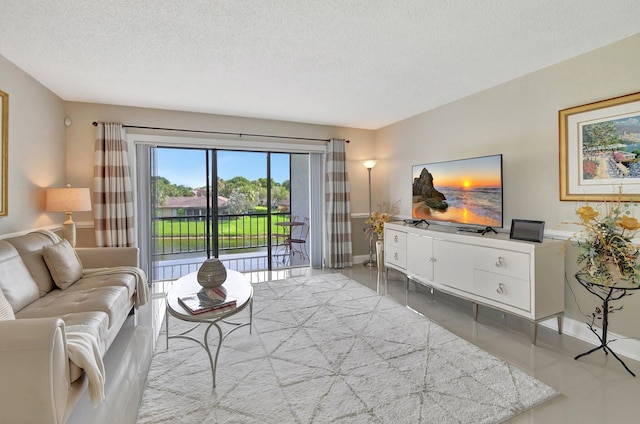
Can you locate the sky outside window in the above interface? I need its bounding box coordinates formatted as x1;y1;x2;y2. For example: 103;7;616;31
157;149;290;188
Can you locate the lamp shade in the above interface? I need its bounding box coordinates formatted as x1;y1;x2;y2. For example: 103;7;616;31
46;185;92;212
362;160;378;169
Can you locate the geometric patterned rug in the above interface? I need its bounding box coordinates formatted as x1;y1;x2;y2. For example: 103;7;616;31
136;273;558;423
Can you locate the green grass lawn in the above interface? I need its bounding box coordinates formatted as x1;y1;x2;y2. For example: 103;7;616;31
154;214;292;253
157;214;289;236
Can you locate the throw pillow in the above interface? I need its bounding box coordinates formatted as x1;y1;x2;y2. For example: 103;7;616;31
42;239;83;290
0;241;40;312
0;288;15;320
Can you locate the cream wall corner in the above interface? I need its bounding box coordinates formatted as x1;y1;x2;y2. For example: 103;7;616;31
0;54;66;235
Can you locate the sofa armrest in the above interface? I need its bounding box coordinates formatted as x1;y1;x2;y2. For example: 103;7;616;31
0;318;69;424
76;247;140;268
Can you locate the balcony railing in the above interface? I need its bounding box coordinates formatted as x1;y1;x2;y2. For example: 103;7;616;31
152;212;306;280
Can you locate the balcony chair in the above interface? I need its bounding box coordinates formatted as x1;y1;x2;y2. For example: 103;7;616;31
272;215;298;265
285;217;309;264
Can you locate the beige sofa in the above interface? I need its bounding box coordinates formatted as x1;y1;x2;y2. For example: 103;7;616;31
0;230;148;424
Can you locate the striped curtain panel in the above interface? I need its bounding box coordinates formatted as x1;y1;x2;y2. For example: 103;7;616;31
93;122;135;247
325;139;353;268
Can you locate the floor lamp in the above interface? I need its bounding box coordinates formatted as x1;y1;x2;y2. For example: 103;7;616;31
362;160;377;267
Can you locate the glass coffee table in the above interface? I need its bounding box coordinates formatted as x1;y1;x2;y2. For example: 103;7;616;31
165;269;253;387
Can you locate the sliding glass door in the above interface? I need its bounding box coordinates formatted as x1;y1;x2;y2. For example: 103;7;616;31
150;147;309;280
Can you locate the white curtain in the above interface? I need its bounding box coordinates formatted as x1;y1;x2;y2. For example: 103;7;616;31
93;122;135;247
310;153;323;268
325;139;353;268
135;143;155;281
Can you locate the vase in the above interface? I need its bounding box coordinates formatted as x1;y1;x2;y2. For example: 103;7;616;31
197;258;227;288
604;260;626;285
582;260;626;287
376;239;384;272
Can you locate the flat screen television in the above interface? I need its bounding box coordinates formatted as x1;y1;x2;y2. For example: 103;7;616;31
412;154;503;230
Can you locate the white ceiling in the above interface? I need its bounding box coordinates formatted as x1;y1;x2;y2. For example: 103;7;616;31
2;1;640;130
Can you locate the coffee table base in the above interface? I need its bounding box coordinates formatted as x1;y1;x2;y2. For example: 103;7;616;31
165;303;253;388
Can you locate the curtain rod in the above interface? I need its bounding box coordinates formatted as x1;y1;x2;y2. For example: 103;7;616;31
91;122;349;143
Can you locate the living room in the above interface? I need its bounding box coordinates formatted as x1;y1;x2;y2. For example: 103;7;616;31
1;2;640;423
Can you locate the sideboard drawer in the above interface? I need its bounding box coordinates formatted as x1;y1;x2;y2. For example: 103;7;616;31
474;270;531;311
386;230;406;249
385;245;406;270
474;248;530;281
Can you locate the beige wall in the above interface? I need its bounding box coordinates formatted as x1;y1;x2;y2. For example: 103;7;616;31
0;55;66;235
375;33;640;338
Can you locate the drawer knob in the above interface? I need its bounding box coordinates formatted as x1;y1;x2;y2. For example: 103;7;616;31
394;252;399;260
394;235;398;242
495;257;504;268
496;283;505;294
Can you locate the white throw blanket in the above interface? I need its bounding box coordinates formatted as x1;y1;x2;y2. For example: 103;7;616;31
82;266;149;308
66;324;105;407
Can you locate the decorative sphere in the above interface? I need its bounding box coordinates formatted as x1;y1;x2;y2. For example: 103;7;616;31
197;258;227;288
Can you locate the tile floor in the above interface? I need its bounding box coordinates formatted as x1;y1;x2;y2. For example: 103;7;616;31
344;266;640;424
69;265;640;424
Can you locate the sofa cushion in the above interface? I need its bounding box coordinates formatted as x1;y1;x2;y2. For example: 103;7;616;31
73;272;137;300
16;286;130;329
43;240;83;290
0;241;40;312
0;289;15;320
4;231;59;296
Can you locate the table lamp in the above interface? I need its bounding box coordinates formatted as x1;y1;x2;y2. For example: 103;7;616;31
46;184;92;247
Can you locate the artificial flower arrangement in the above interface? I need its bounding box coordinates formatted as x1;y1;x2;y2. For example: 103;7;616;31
569;194;640;287
365;201;399;241
565;191;640;377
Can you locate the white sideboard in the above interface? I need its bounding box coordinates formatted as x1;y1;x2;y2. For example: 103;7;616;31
384;222;564;344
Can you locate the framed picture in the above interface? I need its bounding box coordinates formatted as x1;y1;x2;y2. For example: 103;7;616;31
559;91;640;201
509;219;544;243
0;89;7;216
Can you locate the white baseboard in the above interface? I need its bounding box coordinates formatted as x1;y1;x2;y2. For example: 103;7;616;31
540;315;640;362
353;254;370;265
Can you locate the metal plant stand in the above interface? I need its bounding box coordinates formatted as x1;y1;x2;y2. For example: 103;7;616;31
574;272;639;377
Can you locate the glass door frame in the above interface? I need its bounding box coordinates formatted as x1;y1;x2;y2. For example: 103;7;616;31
132;132;326;283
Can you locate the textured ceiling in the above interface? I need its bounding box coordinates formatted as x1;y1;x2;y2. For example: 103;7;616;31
1;1;640;130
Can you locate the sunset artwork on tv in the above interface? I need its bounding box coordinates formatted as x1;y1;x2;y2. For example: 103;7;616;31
412;154;503;228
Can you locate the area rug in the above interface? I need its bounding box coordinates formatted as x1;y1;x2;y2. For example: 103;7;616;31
137;273;558;423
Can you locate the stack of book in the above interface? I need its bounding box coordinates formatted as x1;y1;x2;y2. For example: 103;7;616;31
178;286;237;315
